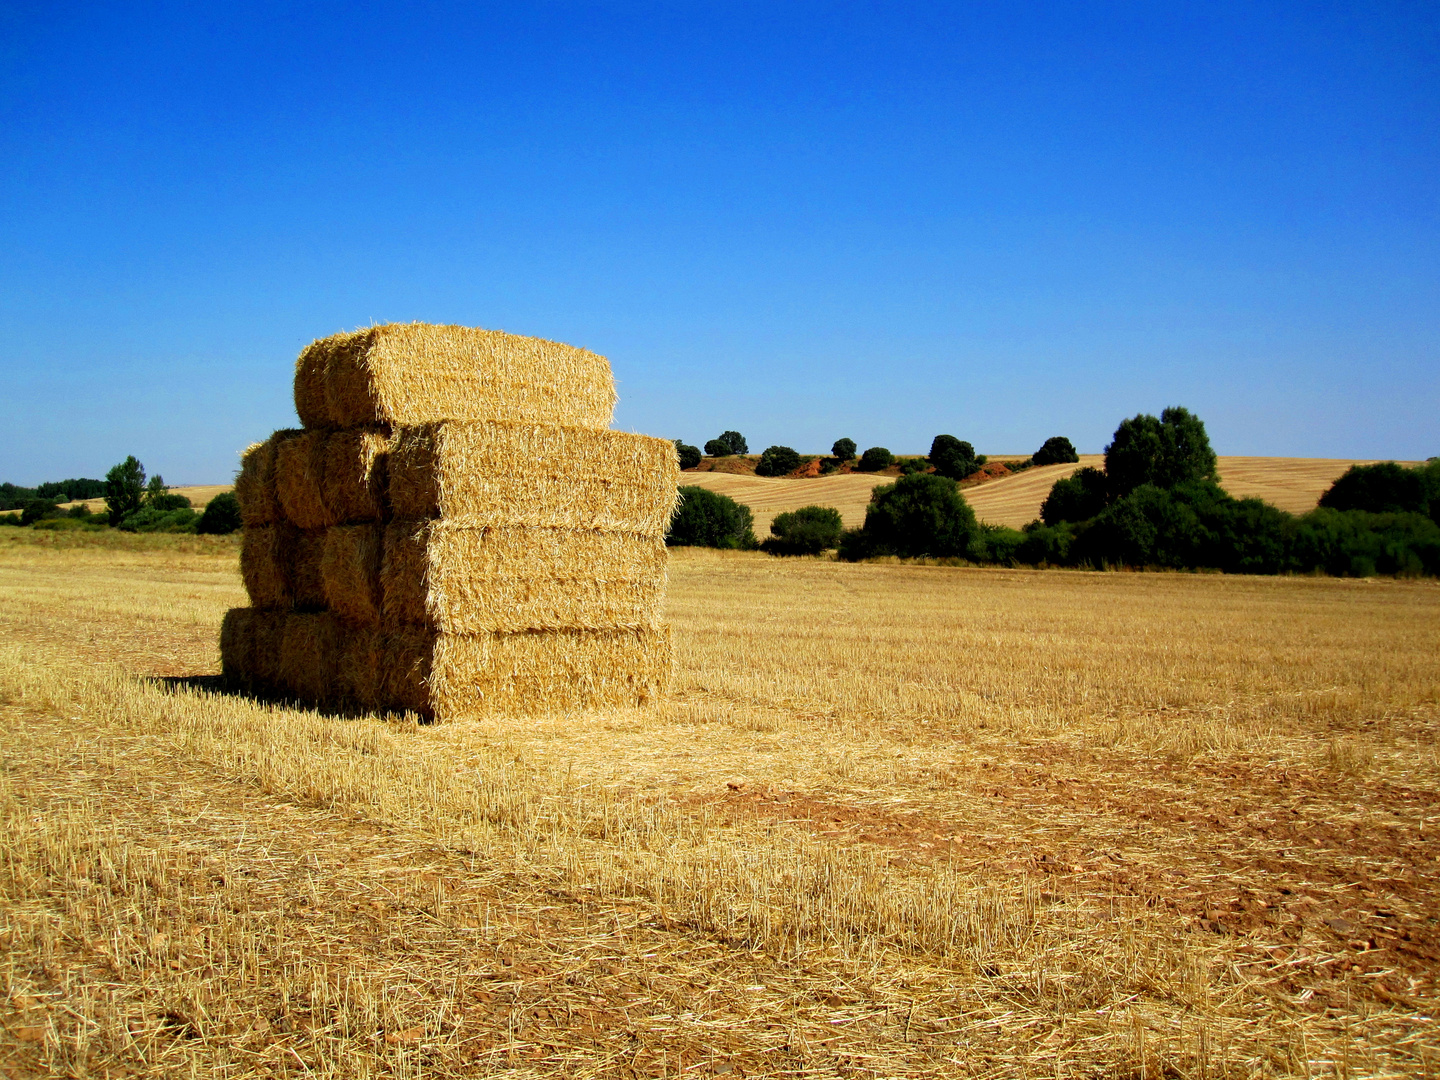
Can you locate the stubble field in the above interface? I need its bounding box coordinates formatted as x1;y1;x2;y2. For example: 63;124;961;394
0;528;1437;1078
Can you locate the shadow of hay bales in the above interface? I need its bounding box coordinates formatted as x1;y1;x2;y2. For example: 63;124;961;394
149;675;426;723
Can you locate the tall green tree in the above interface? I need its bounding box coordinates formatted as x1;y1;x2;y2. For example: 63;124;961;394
1103;406;1217;498
105;456;146;526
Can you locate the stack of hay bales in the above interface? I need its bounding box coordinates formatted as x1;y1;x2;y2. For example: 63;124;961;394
220;323;679;719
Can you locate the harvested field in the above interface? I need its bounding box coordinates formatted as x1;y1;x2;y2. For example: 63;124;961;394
682;456;1407;531
1;526;1437;1078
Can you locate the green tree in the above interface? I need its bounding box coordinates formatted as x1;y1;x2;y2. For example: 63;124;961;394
848;473;980;558
1032;436;1079;466
1319;462;1431;515
105;456;146;526
754;445;802;477
858;446;894;472
713;430;748;455
1104;406;1217;497
928;435;977;480
1039;466;1109;525
762;505;843;555
674;441;702;470
666;486;757;548
831;438;857;462
196;492;243;534
20;499;60;526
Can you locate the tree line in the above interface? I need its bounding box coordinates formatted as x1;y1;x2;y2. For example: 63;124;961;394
0;456;241;534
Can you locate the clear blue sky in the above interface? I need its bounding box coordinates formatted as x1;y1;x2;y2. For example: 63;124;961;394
1;2;1436;484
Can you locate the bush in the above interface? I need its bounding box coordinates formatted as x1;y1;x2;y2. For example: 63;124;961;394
706;430;747;456
831;438;857;462
1288;508;1440;577
847;473;980;559
20;499;61;526
1016;521;1075;565
858;446;894;472
928;435;977;480
666;486;757;549
1032;436;1079;466
66;503;94;519
118;506;199;533
754;445;802;477
105;456;146;526
896;458;930;475
0;513;23;526
703;439;730;457
196;492;243;535
762;505;843;556
1104;406;1217;498
1318;461;1438;517
1039;466;1108;525
674;441;702;470
150;492;192;511
974;524;1026;563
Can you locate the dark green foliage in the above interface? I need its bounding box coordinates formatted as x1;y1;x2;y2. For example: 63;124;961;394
847;473;980;559
704;439;730;457
928;435;977;480
21;499;60;526
0;513;21;527
837;527;871;561
674;441;702;470
896;457;930;475
1016;521;1075;565
974;524;1026;564
1040;467;1109;525
1104;407;1217;498
666;486;757;549
0;484;30;512
1033;436;1079;466
196;492;243;535
762;505;843;556
831;438;857;462
0;478;106;510
66;504;94;519
1319;461;1439;518
1288;509;1440;578
712;431;748;455
118;506;199;533
144;475;191;511
754;445;802;477
105;456;146;526
858;446;894;472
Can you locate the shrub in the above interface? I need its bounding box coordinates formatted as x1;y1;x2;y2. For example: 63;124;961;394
1104;406;1217;498
1016;521;1075;565
0;513;23;526
150;492;193;511
708;430;747;455
848;473;980;559
105;456;146;526
762;505;843;556
1318;461;1436;516
196;492;243;535
1039;466;1108;525
118;506;199;533
1032;436;1079;466
754;445;802;477
674;441;702;470
974;524;1026;563
896;458;930;475
928;435;977;480
858;446;894;472
20;499;61;526
704;439;731;458
831;438;857;462
1288;508;1440;577
66;503;94;519
666;486;757;549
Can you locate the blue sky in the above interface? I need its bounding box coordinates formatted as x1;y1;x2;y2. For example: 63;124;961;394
1;2;1436;484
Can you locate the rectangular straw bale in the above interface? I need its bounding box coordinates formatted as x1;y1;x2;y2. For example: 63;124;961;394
388;421;679;534
292;529;329;611
240;524;296;609
383;625;435;717
381;523;667;633
388;626;671;720
278;612;340;706
322;428;390;523
235;431;298;527
250;609;288;691
305;323;617;431
337;624;385;712
220;608;288;692
274;430;335;530
322;525;383;626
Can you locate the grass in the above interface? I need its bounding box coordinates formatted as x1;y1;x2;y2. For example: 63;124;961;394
0;536;1437;1077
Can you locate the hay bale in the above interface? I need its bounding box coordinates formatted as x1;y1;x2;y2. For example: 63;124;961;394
240;524;295;609
322;429;390;523
219;608;255;685
384;626;670;719
278;612;340;705
381;523;666;633
275;430;334;529
250;609;288;691
322;525;383;626
337;624;385;712
296;323;617;431
292;529;328;611
388;421;679;534
235;431;298;527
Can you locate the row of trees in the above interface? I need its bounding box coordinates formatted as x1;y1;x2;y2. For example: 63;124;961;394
667;407;1439;578
0;457;241;534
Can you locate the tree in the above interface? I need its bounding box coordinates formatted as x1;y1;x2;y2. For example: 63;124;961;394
713;430;748;455
858;446;894;472
144;473;192;511
20;499;59;526
831;438;857;462
196;492;243;534
1032;436;1079;466
674;441;702;470
105;456;146;526
704;439;731;458
1103;406;1217;498
849;473;980;558
928;435;977;480
762;505;843;555
1319;462;1430;515
666;486;757;548
754;445;802;477
1039;466;1109;525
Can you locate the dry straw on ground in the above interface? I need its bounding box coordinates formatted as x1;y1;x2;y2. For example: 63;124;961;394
294;323;618;431
379;523;667;633
388;420;679;533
